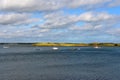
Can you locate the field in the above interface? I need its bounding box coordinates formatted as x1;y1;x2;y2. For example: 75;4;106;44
32;42;120;47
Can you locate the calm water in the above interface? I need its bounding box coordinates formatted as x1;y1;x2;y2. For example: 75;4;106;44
0;46;120;80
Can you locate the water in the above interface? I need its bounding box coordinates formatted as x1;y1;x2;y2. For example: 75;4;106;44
0;46;120;80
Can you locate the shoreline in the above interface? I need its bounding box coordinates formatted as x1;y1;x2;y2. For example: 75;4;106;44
1;43;119;47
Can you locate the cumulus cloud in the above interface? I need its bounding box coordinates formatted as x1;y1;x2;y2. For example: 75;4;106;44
39;12;77;29
25;11;120;42
0;0;65;12
0;10;119;41
109;0;120;7
0;0;116;12
37;11;117;29
78;12;114;22
106;28;120;36
0;13;40;25
0;0;119;42
69;23;103;31
0;25;50;38
67;0;112;9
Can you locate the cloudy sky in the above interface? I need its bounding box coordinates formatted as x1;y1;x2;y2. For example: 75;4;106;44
0;0;120;43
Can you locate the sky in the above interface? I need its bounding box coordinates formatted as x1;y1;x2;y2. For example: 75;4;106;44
0;0;120;43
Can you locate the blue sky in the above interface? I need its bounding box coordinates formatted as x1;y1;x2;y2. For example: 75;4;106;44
0;0;120;43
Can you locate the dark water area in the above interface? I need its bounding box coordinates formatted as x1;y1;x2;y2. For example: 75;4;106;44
0;46;120;80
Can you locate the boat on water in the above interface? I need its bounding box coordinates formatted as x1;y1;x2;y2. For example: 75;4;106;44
94;46;101;48
52;47;58;50
94;46;99;48
3;45;9;48
93;43;101;49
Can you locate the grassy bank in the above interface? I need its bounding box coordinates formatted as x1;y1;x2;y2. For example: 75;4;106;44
32;42;120;47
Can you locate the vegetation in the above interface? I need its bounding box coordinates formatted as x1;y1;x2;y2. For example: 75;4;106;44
0;43;119;47
32;42;120;47
32;42;88;47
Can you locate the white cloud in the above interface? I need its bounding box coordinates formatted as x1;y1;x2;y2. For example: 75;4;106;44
69;24;98;31
109;0;120;7
0;0;116;12
106;28;120;36
0;11;119;40
0;0;119;42
40;12;77;29
78;12;114;22
0;25;50;38
0;0;64;12
37;11;116;29
0;13;40;25
68;0;112;9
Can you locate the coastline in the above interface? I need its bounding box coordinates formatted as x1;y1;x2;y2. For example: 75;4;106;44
0;42;120;47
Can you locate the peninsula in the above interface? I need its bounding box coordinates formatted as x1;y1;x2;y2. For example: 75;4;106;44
32;42;120;47
0;43;120;47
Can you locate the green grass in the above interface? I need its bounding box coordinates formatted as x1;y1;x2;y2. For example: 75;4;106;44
32;42;120;47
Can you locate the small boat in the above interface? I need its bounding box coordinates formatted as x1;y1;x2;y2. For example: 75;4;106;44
3;45;9;48
94;46;99;48
94;43;100;48
52;47;58;50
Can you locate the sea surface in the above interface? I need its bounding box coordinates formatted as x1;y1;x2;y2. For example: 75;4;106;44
0;46;120;80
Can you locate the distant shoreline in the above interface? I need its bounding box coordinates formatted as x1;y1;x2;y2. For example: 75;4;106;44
1;42;119;47
32;42;120;47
